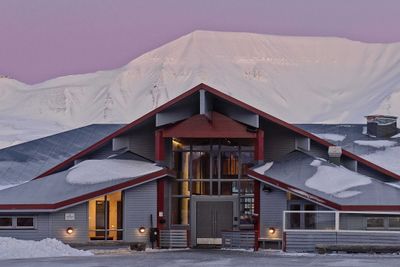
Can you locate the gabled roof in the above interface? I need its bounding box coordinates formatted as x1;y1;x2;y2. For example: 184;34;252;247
248;151;400;211
0;166;170;211
33;83;400;183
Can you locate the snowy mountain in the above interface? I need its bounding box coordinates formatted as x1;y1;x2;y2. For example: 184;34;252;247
1;30;400;149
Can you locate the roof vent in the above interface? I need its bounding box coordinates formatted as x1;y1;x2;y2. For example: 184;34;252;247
328;146;342;165
365;115;398;138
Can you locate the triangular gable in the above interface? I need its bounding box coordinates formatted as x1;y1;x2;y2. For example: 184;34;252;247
163;111;256;138
34;83;400;182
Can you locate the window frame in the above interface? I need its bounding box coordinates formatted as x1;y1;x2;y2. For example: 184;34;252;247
0;216;13;229
0;216;36;230
15;216;36;229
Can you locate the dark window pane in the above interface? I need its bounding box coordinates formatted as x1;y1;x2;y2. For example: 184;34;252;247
192;152;210;180
304;205;316;229
171;197;190;225
389;217;400;228
17;217;34;227
0;218;12;227
367;217;384;228
289;204;301;229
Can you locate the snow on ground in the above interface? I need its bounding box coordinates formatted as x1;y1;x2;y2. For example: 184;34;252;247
361;146;400;175
66;159;163;184
253;162;273;174
391;133;400;138
310;159;322;167
354;140;397;148
0;237;92;260
306;164;371;197
313;133;346;142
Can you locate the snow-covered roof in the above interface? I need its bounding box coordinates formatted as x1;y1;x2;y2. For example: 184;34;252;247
297;124;400;176
0;159;167;210
250;151;400;207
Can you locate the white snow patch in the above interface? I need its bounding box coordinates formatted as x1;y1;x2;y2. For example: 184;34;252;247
66;159;163;184
362;126;367;135
354;140;397;148
0;237;92;259
310;160;322;167
313;133;346;142
333;190;361;198
305;165;371;195
253;162;274;174
386;182;400;189
391;133;400;138
361;146;400;175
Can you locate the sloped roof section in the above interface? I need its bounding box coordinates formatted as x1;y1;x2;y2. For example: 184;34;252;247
249;151;400;210
0;124;123;186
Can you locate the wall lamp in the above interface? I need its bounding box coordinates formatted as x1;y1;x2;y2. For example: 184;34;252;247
268;227;276;235
138;227;146;233
66;227;74;235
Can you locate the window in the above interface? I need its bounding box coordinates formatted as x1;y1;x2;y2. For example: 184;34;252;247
0;216;35;229
16;217;34;228
0;217;12;228
367;217;385;228
388;217;400;229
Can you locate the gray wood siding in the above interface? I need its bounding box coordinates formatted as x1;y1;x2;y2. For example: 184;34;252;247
0;213;50;240
260;121;296;161
286;231;400;252
259;185;287;239
123;181;157;244
285;232;337;252
127;122;156;161
50;203;88;243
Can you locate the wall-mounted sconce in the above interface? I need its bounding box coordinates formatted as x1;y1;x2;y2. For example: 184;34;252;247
138;226;146;233
262;185;273;193
268;227;276;235
66;227;74;235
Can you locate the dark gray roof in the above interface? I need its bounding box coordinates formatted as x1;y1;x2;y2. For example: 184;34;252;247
0;124;124;186
296;124;400;156
253;150;400;206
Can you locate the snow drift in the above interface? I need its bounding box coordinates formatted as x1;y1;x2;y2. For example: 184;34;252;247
0;237;92;259
1;30;400;149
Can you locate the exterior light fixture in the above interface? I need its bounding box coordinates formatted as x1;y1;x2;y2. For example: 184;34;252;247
268;227;276;235
139;227;146;233
66;227;74;235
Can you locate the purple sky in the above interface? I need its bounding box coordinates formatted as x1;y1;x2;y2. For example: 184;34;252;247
1;0;399;84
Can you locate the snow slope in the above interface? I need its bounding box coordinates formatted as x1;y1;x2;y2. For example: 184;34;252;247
1;30;400;149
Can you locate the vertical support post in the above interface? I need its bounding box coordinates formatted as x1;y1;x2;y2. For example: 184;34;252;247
335;211;340;232
157;178;165;248
254;179;260;251
255;130;264;164
155;130;165;163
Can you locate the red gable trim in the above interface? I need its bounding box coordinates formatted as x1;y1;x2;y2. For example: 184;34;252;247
163;112;256;138
35;83;400;182
0;169;170;211
248;169;400;212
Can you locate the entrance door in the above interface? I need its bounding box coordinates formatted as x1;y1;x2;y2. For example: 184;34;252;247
196;201;233;245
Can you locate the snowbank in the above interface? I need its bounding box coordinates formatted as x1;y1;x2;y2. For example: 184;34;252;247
253;162;273;174
313;133;346;142
66;159;163;184
354;140;397;148
305;164;371;197
0;237;92;259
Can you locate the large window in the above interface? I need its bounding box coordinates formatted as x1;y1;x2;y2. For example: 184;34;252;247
171;138;255;227
88;191;123;240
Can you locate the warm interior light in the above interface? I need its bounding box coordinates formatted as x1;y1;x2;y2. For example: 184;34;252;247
268;227;276;235
139;227;146;233
66;227;74;235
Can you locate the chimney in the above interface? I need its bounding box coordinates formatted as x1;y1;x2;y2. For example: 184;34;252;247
328;146;342;165
365;115;398;138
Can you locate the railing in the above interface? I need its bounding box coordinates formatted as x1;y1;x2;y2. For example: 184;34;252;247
159;230;188;248
283;210;400;233
221;231;255;250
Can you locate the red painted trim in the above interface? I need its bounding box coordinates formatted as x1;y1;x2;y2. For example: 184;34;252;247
156;178;165;248
155;130;165;162
254;179;260;251
0;169;171;211
249;169;400;212
255;130;264;161
34;83;400;183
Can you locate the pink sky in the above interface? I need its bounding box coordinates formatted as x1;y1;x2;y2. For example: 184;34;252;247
0;0;399;84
